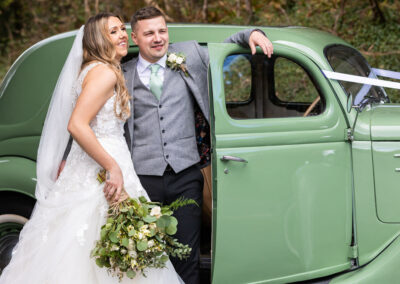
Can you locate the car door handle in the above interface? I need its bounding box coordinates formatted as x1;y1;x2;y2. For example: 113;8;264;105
220;155;248;163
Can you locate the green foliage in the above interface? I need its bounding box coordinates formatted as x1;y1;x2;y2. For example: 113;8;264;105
274;57;319;103
91;194;192;281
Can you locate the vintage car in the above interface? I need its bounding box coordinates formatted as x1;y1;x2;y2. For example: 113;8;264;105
1;23;400;283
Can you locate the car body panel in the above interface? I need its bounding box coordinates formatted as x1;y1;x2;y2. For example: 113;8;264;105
209;43;353;282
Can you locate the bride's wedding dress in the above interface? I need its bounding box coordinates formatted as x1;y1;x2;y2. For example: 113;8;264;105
0;62;182;284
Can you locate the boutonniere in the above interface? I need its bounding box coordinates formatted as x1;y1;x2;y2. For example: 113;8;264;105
166;52;189;77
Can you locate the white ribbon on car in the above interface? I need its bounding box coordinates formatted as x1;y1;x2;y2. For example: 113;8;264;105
323;68;400;104
322;68;400;89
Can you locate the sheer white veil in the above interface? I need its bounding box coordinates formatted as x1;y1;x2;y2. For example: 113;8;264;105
35;26;84;203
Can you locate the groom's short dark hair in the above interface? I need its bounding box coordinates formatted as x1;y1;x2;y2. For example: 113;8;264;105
130;7;165;31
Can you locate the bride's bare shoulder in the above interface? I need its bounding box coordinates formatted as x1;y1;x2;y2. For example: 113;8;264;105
82;62;117;89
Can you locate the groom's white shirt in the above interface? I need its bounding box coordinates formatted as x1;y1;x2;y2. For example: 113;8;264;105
136;53;167;89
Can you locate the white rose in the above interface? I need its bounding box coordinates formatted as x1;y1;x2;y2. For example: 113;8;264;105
148;240;155;247
168;53;177;62
150;206;162;218
129;250;137;258
176;57;184;64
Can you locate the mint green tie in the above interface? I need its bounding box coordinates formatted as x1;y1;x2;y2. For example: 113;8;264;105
149;64;162;100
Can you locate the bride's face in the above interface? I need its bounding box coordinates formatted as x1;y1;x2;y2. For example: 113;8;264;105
108;16;128;60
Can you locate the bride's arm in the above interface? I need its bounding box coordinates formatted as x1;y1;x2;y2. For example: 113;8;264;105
67;64;123;202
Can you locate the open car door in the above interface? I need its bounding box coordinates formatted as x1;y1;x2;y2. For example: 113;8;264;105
208;43;353;283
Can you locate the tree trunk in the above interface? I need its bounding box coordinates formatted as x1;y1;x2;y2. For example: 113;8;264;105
202;0;208;22
84;0;91;18
333;0;346;34
369;0;385;23
144;0;174;21
244;0;252;24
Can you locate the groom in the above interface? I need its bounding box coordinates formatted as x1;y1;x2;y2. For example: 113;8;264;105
122;6;273;284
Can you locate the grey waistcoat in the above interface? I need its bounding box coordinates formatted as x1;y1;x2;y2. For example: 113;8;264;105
131;67;200;176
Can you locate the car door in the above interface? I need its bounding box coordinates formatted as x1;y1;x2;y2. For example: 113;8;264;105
208;43;353;283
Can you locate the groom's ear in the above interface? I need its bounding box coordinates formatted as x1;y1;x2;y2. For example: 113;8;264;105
131;32;138;45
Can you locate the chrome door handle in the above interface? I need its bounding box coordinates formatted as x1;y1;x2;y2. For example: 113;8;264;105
220;155;248;163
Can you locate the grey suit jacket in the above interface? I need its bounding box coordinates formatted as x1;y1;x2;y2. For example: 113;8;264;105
122;29;257;174
122;28;256;148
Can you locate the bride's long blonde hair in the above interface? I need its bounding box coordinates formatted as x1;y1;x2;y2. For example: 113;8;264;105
82;13;130;120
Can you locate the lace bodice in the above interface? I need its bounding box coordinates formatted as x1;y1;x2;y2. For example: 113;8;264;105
74;62;126;139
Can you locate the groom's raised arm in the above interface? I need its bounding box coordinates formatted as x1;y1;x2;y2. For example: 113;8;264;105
224;29;273;57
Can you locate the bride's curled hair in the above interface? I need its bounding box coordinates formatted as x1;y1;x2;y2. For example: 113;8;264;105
82;12;130;120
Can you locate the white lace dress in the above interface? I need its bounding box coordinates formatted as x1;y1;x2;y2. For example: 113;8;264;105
0;63;182;284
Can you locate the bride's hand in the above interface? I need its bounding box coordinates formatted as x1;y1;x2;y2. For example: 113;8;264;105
103;165;124;203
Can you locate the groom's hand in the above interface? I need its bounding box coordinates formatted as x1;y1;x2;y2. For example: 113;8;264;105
249;30;274;58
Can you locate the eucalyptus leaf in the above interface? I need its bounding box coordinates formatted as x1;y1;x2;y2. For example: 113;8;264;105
160;255;169;263
122;238;129;248
156;215;171;229
95;257;105;267
128;228;136;237
126;269;136;279
166;224;177;235
137;240;148;251
143;215;157;223
109;231;119;243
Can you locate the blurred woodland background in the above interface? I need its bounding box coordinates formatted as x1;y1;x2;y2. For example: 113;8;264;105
0;0;399;92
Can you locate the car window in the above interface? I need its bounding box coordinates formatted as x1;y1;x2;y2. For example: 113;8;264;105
325;44;388;105
223;54;324;119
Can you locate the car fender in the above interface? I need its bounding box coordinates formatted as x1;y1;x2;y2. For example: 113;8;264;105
0;156;36;199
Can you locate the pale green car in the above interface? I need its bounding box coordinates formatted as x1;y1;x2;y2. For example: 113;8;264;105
1;24;400;283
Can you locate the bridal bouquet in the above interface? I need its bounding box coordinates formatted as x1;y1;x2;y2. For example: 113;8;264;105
91;170;195;281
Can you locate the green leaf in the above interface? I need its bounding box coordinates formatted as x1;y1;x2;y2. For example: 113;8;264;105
128;228;136;237
166;223;177;235
161;254;169;263
139;196;148;203
143;215;157;223
137;221;144;228
121;237;129;248
100;228;108;240
109;231;119;243
156;215;171;229
95;257;105;267
99;247;107;256
126;269;136;279
137;207;144;217
120;207;129;212
169;216;178;226
137;240;148;251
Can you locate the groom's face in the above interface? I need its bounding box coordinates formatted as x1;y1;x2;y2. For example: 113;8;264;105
131;16;169;63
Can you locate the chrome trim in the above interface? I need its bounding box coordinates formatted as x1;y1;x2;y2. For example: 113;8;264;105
394;154;400;158
220;155;248;163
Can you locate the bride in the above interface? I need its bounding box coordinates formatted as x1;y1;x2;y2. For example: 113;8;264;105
0;13;182;284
